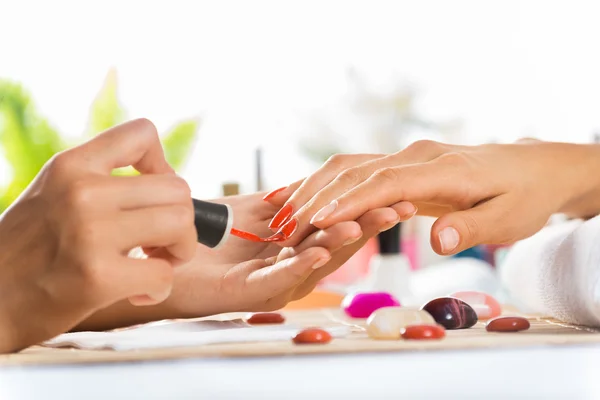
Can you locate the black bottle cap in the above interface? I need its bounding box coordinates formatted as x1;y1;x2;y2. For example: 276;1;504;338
377;223;401;254
192;198;232;249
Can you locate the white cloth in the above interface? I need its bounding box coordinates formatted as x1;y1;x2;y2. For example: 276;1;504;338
43;318;351;351
500;215;600;326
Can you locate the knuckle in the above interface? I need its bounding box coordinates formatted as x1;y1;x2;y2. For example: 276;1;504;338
325;154;348;167
404;139;440;154
168;204;194;228
64;179;99;209
461;214;480;244
134;118;159;138
47;150;78;177
335;167;362;186
169;176;192;200
437;151;468;165
373;167;402;183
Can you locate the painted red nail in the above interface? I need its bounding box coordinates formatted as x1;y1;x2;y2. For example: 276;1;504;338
269;204;293;229
263;186;287;202
279;218;298;239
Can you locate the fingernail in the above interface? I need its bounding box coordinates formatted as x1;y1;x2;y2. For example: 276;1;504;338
344;234;363;246
439;226;460;253
269;204;293;229
263;186;287;202
279;217;298;239
312;256;331;269
402;206;418;220
379;216;400;232
310;200;338;224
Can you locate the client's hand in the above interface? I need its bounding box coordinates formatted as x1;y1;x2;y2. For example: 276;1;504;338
267;140;600;256
78;192;399;330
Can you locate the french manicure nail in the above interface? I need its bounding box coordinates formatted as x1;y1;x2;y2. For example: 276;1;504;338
269;204;293;229
312;257;331;269
379;217;400;232
439;226;460;253
310;200;338;224
403;206;418;220
344;234;363;246
263;186;287;202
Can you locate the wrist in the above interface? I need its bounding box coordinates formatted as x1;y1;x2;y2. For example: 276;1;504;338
558;144;600;218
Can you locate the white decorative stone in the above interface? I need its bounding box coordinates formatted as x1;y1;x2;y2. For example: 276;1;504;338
366;307;435;340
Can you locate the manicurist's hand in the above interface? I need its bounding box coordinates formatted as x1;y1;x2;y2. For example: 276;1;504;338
77;191;401;331
267;140;600;256
0;119;197;353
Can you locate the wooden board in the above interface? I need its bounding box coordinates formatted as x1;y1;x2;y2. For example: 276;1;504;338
2;308;600;367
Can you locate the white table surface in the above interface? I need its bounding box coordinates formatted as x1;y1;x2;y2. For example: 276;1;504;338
1;344;599;399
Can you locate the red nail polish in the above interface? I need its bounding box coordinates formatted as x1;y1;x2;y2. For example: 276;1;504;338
269;204;293;229
279;217;298;239
263;186;287;202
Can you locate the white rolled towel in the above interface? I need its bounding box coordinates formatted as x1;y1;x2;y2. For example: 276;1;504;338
500;215;600;326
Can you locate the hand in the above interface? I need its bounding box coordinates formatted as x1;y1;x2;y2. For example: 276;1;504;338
266;140;600;256
0;119;197;352
77;192;400;331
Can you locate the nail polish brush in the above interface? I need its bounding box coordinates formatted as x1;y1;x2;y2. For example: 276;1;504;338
192;198;292;249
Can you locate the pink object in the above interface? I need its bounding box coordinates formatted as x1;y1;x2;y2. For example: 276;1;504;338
402;236;420;271
319;238;377;286
449;291;502;320
342;292;401;318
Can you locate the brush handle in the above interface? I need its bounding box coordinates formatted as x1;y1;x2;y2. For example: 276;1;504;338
192;198;233;249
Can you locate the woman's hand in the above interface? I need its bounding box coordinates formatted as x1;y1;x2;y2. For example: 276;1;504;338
0;119;198;353
78;192;400;331
266;140;600;256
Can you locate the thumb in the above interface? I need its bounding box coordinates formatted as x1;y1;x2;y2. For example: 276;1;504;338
80;118;174;175
430;197;508;255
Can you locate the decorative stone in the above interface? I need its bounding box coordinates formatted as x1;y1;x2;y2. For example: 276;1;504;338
246;312;285;324
401;324;446;340
293;328;332;344
421;297;478;329
367;307;435;340
342;292;400;318
485;316;530;332
449;291;502;320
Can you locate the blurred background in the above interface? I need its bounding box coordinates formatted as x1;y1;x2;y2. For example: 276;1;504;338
2;0;600;304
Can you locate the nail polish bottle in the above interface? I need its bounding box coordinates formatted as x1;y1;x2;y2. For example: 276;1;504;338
367;223;413;304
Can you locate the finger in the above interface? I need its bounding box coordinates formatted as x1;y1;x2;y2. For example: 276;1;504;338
292;207;401;299
276;221;363;263
243;247;331;301
79;118;174;175
282;143;449;246
309;157;491;231
389;201;419;220
117;204;197;262
262;179;304;207
96;174;191;210
430;195;542;255
110;257;174;306
268;154;382;230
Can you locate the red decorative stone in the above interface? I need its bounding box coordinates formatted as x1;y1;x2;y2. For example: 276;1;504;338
293;328;332;344
421;297;478;329
401;324;446;340
245;312;285;324
449;291;502;320
485;316;530;332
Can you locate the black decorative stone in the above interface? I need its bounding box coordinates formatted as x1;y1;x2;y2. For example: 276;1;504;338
421;297;478;329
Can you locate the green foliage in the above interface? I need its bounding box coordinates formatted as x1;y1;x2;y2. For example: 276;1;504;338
0;70;200;212
162;119;200;171
86;68;125;136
